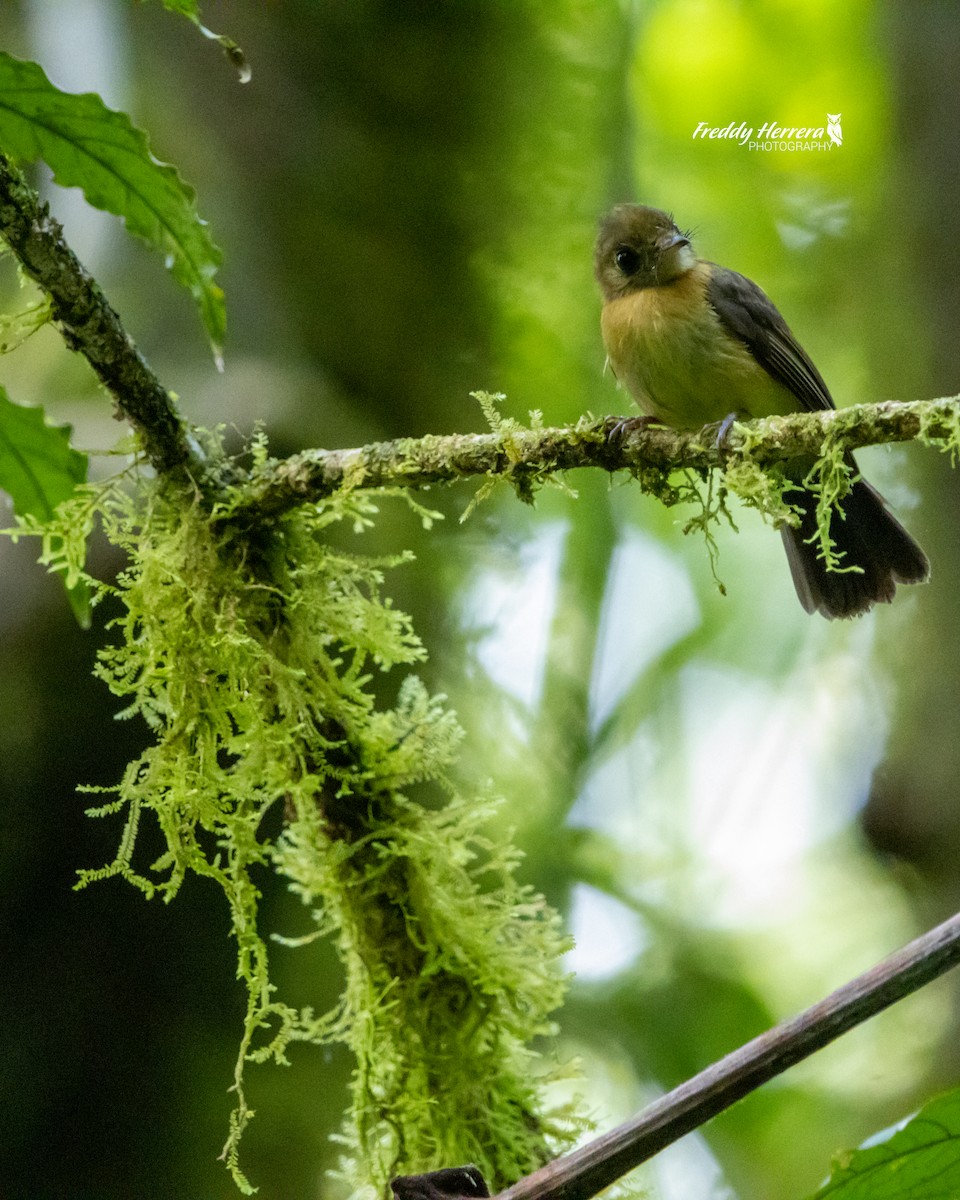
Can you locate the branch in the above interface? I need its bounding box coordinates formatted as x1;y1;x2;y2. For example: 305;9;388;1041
394;910;960;1200
1;147;955;508
482;908;960;1200
0;149;195;476
237;397;960;520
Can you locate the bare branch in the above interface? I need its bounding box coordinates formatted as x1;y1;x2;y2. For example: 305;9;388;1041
491;908;960;1200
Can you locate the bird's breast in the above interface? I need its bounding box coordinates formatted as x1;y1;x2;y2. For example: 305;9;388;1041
601;263;794;428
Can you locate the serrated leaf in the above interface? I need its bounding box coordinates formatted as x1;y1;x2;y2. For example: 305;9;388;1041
0;53;225;362
0;386;90;625
0;388;86;518
810;1087;960;1199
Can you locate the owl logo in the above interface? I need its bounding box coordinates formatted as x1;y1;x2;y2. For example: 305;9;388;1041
827;113;843;146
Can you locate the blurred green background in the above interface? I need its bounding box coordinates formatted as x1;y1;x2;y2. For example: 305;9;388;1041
1;1;959;1198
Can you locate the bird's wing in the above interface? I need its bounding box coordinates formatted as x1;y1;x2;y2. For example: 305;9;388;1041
706;264;835;412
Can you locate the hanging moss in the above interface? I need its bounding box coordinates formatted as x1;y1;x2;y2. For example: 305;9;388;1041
30;431;573;1195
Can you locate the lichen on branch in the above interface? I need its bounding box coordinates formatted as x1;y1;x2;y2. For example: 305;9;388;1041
232;394;960;521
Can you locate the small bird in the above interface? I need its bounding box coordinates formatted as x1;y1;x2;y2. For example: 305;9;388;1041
594;203;929;619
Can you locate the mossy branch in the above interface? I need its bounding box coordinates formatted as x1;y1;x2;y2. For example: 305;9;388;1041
234;397;959;520
0;149;196;476
0;149;954;508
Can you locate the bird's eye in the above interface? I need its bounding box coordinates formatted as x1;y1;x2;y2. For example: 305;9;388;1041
614;245;640;274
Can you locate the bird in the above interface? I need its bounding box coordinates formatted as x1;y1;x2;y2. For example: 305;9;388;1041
593;203;929;619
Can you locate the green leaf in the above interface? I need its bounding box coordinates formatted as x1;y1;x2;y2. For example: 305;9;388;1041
0;388;86;518
0;53;225;363
810;1087;960;1199
0;386;90;625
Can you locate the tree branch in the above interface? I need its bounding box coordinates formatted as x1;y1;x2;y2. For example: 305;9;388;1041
0;149;196;477
237;397;959;520
487;908;960;1200
393;909;960;1200
1;146;955;509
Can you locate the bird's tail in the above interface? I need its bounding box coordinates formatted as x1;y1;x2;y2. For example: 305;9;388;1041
779;473;929;620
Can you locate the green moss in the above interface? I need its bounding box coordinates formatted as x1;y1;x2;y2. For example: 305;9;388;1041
723;427;859;576
469;390;577;508
721;457;795;529
38;432;572;1195
0;293;50;354
919;400;960;465
801;438;860;575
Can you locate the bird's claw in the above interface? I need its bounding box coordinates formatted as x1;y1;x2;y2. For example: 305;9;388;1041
709;411;744;452
605;414;663;444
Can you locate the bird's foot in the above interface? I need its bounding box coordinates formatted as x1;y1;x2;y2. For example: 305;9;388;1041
706;411;745;452
605;413;663;444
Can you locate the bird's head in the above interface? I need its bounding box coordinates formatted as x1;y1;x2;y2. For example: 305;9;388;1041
594;204;695;301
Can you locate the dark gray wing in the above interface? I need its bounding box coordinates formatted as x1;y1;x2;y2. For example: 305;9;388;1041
706;264;835;412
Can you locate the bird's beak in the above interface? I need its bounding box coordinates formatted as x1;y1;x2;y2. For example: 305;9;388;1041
660;232;690;252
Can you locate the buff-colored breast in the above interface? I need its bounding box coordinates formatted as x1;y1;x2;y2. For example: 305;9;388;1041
600;262;797;429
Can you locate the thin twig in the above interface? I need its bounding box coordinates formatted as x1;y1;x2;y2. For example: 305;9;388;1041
0;149;195;476
491;908;960;1200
